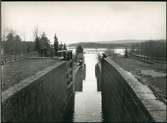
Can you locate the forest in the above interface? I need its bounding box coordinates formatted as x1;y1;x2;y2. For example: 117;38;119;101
1;29;67;60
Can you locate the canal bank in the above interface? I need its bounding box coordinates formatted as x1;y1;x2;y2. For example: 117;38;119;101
112;56;166;104
97;57;166;122
2;60;74;122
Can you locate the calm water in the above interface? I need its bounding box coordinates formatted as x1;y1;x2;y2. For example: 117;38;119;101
73;53;103;122
114;48;125;55
71;48;125;122
68;47;126;56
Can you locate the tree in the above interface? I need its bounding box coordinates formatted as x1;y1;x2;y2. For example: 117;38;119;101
76;44;83;55
6;32;15;41
34;27;41;55
54;34;59;56
50;44;54;58
58;42;63;51
5;31;22;55
34;36;41;54
14;35;22;55
3;30;36;56
40;32;50;57
5;32;15;54
63;43;67;50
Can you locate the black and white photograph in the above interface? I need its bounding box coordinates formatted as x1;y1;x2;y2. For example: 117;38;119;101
0;1;166;122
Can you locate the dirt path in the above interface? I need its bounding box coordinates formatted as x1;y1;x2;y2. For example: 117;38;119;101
111;56;166;104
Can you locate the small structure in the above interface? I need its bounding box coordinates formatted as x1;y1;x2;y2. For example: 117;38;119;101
57;50;72;60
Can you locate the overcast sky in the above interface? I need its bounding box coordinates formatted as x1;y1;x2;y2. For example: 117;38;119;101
1;2;166;44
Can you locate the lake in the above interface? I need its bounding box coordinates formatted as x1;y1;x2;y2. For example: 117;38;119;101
68;47;126;56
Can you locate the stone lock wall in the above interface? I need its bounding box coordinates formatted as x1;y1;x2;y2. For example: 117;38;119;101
2;61;74;122
95;63;102;91
99;58;166;122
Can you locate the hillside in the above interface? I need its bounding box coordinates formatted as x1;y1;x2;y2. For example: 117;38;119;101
68;39;166;48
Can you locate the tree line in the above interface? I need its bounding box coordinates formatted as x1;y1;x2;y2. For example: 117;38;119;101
130;40;166;59
1;29;67;58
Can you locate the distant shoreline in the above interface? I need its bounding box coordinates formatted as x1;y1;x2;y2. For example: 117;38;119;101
68;39;166;48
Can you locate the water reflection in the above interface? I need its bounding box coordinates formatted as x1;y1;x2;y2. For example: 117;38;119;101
64;48;127;122
95;63;102;91
63;95;75;123
73;53;103;122
114;48;125;56
63;48;126;122
74;65;86;91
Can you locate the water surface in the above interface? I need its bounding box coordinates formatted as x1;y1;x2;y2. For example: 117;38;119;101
73;53;103;122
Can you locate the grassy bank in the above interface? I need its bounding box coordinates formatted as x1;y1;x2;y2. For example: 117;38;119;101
111;56;166;104
1;58;61;91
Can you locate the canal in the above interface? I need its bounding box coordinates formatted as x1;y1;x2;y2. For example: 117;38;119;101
64;48;126;122
73;53;103;122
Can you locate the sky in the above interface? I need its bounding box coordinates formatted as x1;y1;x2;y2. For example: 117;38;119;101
1;2;166;44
